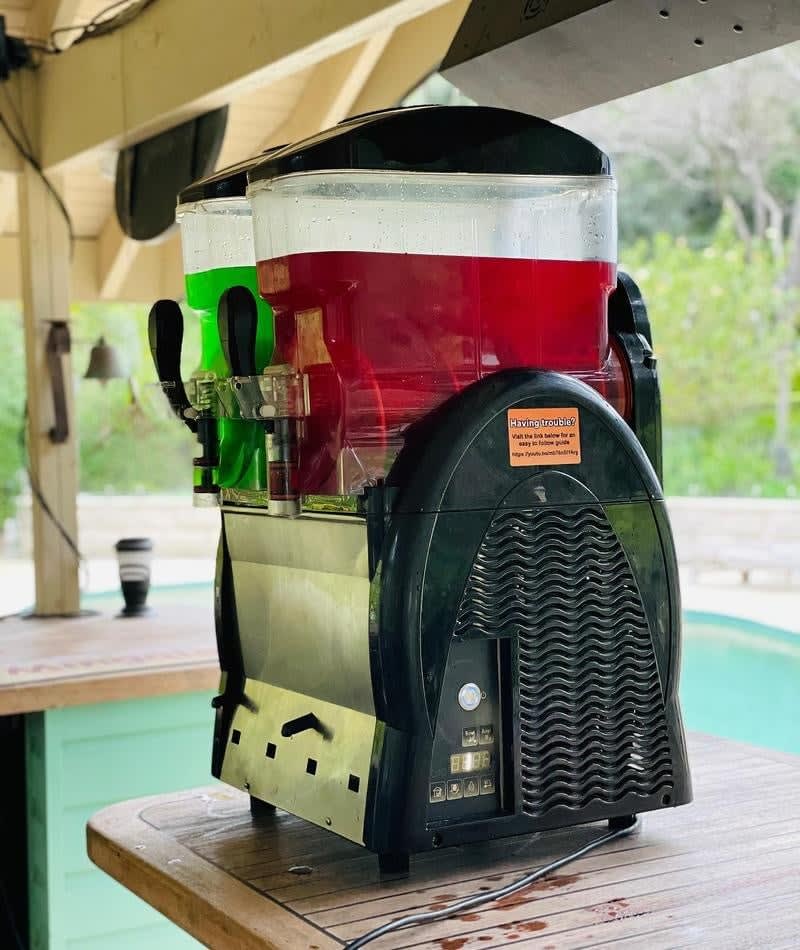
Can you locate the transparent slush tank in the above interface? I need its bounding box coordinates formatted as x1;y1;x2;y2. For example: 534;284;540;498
177;197;275;490
249;170;624;496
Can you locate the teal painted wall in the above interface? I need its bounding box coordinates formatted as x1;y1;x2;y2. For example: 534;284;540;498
27;690;216;950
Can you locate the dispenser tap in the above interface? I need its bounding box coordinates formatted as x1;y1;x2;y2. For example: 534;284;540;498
218;285;259;379
148;299;197;433
148;299;219;504
218;285;303;516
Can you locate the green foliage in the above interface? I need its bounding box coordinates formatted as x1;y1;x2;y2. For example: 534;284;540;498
70;302;198;494
616;157;721;248
0;302;199;524
623;220;800;496
0;306;26;524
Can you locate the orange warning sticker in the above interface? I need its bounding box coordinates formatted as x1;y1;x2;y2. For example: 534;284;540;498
507;408;581;467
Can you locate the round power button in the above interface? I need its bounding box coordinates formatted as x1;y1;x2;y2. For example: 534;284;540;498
458;682;482;711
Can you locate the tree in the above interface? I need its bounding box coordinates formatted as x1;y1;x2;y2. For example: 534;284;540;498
565;46;800;477
70;301;198;494
0;300;198;532
0;306;26;525
622;221;797;496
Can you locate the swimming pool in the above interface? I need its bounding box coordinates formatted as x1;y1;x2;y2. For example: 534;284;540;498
681;611;800;755
84;588;800;756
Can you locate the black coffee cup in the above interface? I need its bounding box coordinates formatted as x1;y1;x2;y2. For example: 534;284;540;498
115;537;154;617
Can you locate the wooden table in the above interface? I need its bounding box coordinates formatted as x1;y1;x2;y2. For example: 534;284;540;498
0;604;219;714
0;605;220;950
88;733;800;949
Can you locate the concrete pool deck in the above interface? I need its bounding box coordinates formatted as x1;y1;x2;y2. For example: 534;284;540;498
679;570;800;634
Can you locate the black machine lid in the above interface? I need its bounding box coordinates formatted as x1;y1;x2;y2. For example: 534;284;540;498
178;145;287;205
248;106;610;185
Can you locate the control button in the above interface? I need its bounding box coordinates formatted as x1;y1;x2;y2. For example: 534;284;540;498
480;774;496;796
462;727;478;747
447;779;463;800
458;682;482;711
479;725;495;744
464;777;480;798
429;781;447;804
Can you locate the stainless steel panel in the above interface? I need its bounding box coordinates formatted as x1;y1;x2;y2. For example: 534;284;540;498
224;511;374;715
220;678;378;845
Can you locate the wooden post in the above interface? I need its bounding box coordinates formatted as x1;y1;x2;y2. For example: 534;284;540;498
18;162;81;616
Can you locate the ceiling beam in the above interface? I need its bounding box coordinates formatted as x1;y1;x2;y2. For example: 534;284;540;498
0;234;96;301
0;129;22;174
27;0;86;48
115;238;174;302
261;0;468;150
96;211;142;300
348;0;469;117
0;73;28;173
317;30;394;130
259;32;394;150
0;231;185;304
36;0;457;171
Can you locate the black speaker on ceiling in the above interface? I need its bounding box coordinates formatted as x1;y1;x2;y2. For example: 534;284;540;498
114;106;228;242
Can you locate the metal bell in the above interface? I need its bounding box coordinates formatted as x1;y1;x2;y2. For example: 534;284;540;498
83;336;127;382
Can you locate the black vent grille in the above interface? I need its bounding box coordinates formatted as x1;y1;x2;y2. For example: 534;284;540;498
455;506;673;818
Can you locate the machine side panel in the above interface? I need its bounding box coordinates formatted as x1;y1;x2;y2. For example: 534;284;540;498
219;678;378;845
224;511;374;715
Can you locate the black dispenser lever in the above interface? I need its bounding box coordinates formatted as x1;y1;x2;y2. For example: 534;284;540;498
218;285;259;378
148;299;197;433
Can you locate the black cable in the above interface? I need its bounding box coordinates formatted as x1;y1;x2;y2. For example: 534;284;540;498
25;464;83;564
26;0;157;54
346;817;640;949
0;405;87;622
17;402;83;565
1;84;33;154
0;113;75;251
22;401;86;576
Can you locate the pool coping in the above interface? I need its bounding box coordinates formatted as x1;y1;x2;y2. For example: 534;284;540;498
685;609;800;648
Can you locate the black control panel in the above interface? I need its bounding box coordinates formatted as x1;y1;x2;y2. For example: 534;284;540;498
426;638;504;823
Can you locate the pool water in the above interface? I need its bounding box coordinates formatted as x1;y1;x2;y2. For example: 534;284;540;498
83;583;214;612
84;587;800;756
681;612;800;755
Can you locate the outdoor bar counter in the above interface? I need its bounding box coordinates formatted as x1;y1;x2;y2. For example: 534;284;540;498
0;606;218;949
88;733;800;949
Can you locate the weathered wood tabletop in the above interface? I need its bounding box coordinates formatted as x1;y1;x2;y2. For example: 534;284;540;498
88;733;800;949
0;605;218;714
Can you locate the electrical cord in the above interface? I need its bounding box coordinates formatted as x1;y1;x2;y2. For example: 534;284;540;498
1;84;33;153
18;402;84;565
2;0;157;251
0;112;75;252
26;0;157;54
0;402;91;619
0;2;157;255
346;817;640;949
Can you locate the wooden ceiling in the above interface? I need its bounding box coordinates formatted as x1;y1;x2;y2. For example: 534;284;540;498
0;0;470;301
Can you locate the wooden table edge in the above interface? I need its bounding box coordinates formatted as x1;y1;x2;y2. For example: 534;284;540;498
0;662;220;715
87;790;340;950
